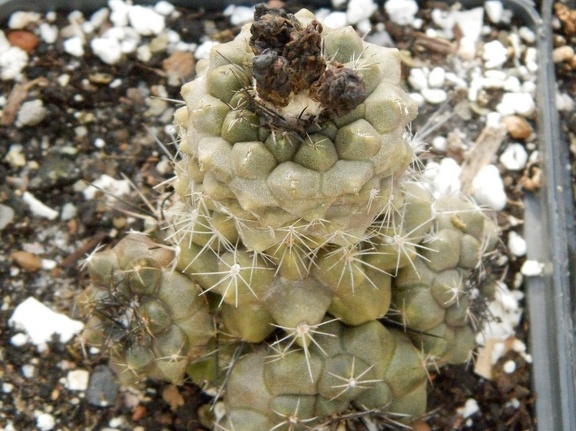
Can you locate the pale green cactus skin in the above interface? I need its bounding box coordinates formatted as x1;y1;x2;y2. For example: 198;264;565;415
76;6;501;429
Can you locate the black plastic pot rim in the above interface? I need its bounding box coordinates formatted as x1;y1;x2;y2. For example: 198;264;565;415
1;1;575;430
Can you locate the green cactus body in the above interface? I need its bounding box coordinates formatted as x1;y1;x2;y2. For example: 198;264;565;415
77;234;214;385
76;5;502;429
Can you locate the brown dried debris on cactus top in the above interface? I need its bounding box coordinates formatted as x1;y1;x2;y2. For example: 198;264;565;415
249;4;366;117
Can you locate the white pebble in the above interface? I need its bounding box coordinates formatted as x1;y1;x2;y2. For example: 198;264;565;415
520;259;544;276
518;26;536;44
0;39;28;80
346;0;378;25
8;11;41;29
16;99;47;127
408;92;425;107
83;174;131;201
22;364;35;378
22;191;59;220
431;9;455;38
91;37;123;65
128;5;165;35
499;143;528;171
36;412;56;431
61;202;77;221
485;1;503;23
3;383;14;393
472;164;507;211
483;40;509;68
556;92;575;111
63;36;84;57
421;88;447;104
41;259;57;270
90;8;110;29
137;44;152;62
322;12;347;28
109;0;130;27
454;7;483;41
503;76;521;92
384;0;418;26
39;23;58;44
428;158;462;198
503;360;516;373
154;1;175;16
485;111;501;128
195;40;218;60
67;369;90;391
457;398;479;418
432;136;447;152
457;36;477;60
408;67;428;90
428;66;445;88
225;5;255;26
10;332;29;347
497;92;535;117
8;297;84;351
507;231;527;256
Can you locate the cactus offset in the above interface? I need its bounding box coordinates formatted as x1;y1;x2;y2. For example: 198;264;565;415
77;5;501;430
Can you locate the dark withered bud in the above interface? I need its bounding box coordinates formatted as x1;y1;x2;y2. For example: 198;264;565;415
312;64;367;117
250;5;301;56
252;50;293;107
285;20;326;93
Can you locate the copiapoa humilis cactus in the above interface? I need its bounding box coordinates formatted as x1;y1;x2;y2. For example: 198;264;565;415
77;5;500;430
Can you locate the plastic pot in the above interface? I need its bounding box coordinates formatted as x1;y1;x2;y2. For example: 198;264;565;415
1;0;574;430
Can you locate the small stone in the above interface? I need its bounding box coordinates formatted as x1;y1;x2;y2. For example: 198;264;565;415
91;38;123;64
454;7;483;41
154;1;175;15
0;204;15;230
497;93;535;117
457;36;477;60
428;66;445;88
8;30;39;53
10;251;42;272
552;45;574;63
502;115;532;140
163;51;195;86
472;164;507;211
518;27;536;44
408;68;428;90
35;412;55;431
521;260;543;276
63;36;84;57
22;191;59;220
16;99;47;127
483;40;509;68
485;1;503;23
87;365;121;406
346;0;378;25
507;231;527;257
66;370;90;391
421;88;447;104
8;11;41;29
39;23;58;44
4;144;26;167
500;143;528;171
128;5;165;36
384;0;419;26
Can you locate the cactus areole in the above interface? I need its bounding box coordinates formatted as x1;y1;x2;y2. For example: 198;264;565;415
78;6;499;431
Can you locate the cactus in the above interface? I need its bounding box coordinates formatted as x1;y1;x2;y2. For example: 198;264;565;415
77;5;500;430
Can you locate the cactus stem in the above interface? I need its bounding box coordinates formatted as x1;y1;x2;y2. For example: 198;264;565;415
271;318;339;381
327;357;383;402
270;399;317;431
